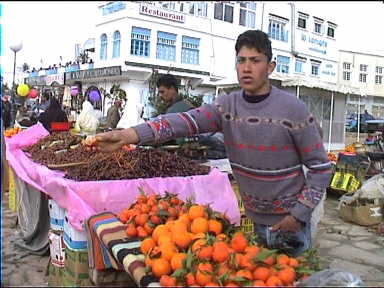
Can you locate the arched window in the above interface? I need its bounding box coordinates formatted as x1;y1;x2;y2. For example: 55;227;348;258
112;31;121;58
100;33;107;60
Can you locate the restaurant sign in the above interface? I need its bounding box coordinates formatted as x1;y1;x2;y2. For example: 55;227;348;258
139;3;185;23
66;66;122;81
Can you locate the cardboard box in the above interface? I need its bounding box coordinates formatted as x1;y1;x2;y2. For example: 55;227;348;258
48;262;65;287
340;198;384;226
64;210;88;250
48;199;65;231
48;230;66;267
64;245;90;285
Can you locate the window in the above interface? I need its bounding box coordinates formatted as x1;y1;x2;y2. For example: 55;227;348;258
112;31;121;58
156;31;176;61
376;66;383;74
297;12;308;29
343;71;351;81
359;73;367;83
375;75;382;84
181;36;200;65
327;27;334;38
160;1;176;10
298;18;306;29
311;63;320;76
131;27;151;57
343;62;351;70
214;2;233;23
295;59;305;73
100;33;107;60
189;2;208;17
313;17;324;34
360;64;367;72
276;55;290;74
239;2;256;28
268;18;288;42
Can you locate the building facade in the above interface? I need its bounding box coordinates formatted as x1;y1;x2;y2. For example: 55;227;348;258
25;1;371;150
339;50;384;119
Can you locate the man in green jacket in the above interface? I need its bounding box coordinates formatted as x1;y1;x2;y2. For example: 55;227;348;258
157;74;194;114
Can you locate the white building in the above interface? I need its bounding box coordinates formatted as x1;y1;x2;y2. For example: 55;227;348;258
25;1;357;149
339;50;384;119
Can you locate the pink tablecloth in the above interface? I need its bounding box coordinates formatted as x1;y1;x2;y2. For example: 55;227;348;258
5;124;241;230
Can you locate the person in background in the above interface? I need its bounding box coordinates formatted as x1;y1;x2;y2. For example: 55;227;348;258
39;91;51;113
2;95;12;129
37;98;68;131
157;74;194;114
106;100;122;129
86;30;332;257
74;100;99;134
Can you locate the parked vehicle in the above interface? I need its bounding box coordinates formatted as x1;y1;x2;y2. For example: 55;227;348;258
345;112;376;132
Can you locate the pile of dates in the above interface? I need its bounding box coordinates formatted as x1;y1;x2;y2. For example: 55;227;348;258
23;133;210;181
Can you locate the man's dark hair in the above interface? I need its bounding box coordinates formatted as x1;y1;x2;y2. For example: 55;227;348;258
42;90;51;101
157;74;178;92
235;30;273;62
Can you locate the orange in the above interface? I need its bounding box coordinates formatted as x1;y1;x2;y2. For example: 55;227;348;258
277;267;296;285
170;252;187;271
140;238;156;255
172;231;191;250
253;280;267;287
288;257;299;267
276;254;290;266
159;275;177;287
236;269;253;280
253;267;271;282
152;258;171;277
230;232;248;253
160;242;178;261
191;217;209;234
188;205;205;220
197;245;213;260
208;219;223;235
185;272;196;286
152;225;170;243
265;275;283;287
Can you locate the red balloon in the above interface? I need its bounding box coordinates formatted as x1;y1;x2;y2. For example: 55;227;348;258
28;89;39;99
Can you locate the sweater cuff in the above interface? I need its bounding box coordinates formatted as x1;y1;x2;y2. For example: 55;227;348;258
290;202;313;224
132;123;155;145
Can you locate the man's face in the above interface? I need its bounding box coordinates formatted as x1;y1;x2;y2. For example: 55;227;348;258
158;85;176;103
236;46;276;95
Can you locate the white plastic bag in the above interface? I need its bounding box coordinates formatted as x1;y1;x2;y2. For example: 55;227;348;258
297;269;364;287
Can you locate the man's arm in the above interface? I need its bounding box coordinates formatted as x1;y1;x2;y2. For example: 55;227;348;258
91;103;223;152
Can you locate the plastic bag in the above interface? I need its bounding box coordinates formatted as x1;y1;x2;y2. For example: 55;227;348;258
297;269;364;287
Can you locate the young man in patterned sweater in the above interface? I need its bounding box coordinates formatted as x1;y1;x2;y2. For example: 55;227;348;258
89;30;332;256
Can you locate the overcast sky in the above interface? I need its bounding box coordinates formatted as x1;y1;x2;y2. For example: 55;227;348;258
1;1;383;85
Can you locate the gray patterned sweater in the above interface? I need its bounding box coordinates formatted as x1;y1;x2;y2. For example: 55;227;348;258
133;85;332;225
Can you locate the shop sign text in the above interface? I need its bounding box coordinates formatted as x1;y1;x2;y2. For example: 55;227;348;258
66;66;122;81
140;3;185;23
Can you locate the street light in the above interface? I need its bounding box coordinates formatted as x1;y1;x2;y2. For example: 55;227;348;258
10;42;23;126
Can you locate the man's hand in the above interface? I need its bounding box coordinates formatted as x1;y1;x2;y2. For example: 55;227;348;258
270;215;302;232
83;128;139;153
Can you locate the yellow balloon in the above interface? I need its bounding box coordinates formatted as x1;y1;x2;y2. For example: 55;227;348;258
17;84;30;97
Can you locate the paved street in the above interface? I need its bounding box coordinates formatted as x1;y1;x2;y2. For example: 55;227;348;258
1;190;384;286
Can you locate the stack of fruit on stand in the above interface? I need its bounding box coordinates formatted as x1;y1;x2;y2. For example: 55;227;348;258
118;190;318;287
3;127;23;138
327;152;337;163
344;144;356;153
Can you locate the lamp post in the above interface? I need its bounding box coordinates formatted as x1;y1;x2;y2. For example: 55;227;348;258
10;42;23;126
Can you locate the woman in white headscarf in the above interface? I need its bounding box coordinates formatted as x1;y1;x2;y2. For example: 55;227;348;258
74;100;99;134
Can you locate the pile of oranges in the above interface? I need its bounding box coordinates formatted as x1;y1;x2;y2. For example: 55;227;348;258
3;127;23;138
118;190;315;287
327;152;337;162
344;144;356;153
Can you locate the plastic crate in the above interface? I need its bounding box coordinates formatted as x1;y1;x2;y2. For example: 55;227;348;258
51;122;70;131
330;171;361;194
237;215;254;235
231;182;245;214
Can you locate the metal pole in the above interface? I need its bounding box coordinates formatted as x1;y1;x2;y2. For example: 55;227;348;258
296;85;300;99
357;95;361;142
10;50;18;126
327;91;334;152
